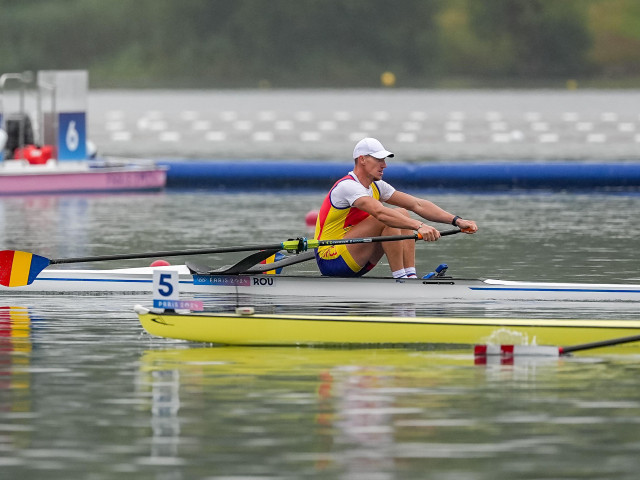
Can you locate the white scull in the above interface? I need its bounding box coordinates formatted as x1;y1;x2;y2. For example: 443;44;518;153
2;264;639;303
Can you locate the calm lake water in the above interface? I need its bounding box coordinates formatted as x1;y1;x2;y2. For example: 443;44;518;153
1;190;640;479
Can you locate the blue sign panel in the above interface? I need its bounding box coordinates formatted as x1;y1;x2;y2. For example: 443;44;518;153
57;112;87;160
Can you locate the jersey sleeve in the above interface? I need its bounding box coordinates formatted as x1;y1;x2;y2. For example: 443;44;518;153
376;180;396;202
330;180;369;208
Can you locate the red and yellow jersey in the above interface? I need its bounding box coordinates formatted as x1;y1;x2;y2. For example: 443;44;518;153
314;174;378;241
314;172;395;267
315;171;395;239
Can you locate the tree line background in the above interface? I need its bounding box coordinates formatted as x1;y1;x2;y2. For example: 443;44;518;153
1;0;639;88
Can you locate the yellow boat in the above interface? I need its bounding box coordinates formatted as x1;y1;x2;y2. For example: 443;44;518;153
134;305;640;350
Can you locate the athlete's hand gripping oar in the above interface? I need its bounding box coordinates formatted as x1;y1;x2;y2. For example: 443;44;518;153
0;228;461;287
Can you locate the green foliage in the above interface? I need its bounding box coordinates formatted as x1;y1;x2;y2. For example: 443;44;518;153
467;0;593;77
0;0;636;87
587;0;640;76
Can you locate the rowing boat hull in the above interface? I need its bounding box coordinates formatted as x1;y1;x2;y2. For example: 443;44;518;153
3;266;640;302
136;307;640;348
0;159;167;194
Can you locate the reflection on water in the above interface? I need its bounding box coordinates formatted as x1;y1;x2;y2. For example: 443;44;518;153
0;295;638;479
0;306;33;468
0;194;156;260
0;306;32;411
147;369;181;460
137;346;640;479
228;296;640;321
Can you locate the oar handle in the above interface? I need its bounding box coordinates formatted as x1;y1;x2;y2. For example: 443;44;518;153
418;228;463;239
437;228;462;237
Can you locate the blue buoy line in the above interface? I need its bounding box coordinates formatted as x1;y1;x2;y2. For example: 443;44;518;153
158;160;640;192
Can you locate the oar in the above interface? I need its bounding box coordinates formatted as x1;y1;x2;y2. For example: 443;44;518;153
206;248;281;275
245;250;316;273
0;228;461;287
559;334;640;355
187;250;317;275
474;333;640;358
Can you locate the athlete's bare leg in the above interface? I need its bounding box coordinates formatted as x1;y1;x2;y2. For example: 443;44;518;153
402;228;416;269
342;210;416;273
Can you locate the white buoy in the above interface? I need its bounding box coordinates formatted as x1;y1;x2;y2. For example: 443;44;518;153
236;307;255;315
474;344;560;357
86;139;98;159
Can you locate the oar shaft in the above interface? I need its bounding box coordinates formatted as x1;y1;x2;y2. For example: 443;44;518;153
321;233;416;247
560;334;640;354
49;244;285;265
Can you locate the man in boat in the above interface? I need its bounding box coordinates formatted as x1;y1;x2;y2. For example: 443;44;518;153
314;137;478;278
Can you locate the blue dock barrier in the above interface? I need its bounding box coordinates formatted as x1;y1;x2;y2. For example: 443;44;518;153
158;160;640;191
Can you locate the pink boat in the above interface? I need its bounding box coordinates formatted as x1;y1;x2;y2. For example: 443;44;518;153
0;159;167;195
1;70;167;195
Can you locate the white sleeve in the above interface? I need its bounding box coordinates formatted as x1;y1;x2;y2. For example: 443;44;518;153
330;180;369;208
376;180;396;202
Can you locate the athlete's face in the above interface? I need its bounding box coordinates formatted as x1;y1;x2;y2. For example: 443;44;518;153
363;155;387;180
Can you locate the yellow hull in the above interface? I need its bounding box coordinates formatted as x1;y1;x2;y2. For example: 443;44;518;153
137;308;640;350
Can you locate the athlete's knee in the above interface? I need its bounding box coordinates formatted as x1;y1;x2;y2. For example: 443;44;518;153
382;224;402;236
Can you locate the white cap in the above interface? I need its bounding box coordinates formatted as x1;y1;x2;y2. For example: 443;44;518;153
353;137;394;160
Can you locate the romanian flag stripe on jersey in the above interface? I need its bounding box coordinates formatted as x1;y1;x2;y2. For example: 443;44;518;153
315;174;381;242
0;251;51;287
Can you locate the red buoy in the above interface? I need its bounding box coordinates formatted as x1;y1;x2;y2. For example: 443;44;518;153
150;259;171;267
305;210;318;227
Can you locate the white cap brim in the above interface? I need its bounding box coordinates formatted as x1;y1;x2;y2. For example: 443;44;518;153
369;150;394;159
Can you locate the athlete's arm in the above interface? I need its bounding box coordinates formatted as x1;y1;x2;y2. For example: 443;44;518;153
352;196;440;240
387;191;478;233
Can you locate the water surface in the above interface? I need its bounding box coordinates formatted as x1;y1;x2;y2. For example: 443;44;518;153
1;191;639;479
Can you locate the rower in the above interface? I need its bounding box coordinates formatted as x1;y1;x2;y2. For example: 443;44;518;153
314;137;478;279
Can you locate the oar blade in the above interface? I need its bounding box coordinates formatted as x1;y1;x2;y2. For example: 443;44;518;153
216;249;281;275
0;250;51;287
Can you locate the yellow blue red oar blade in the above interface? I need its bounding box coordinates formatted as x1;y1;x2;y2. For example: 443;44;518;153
0;250;51;287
